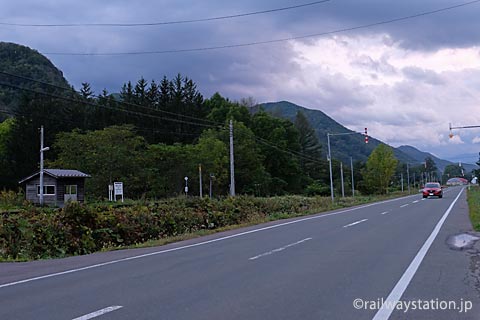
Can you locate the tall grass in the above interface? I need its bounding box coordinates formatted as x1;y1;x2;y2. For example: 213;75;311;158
467;186;480;231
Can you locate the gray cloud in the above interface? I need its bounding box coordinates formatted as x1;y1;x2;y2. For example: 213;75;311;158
402;67;444;85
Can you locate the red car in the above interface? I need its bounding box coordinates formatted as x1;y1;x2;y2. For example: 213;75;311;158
422;182;443;198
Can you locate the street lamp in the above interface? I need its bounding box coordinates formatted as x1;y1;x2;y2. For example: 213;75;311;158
449;123;480;138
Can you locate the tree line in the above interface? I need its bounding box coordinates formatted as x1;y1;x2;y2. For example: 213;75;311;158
0;74;433;199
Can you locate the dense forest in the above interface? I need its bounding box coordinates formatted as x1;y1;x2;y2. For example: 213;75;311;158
0;42;443;199
0;72;333;198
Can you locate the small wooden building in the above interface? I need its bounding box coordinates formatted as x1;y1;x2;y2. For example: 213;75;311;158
19;169;90;207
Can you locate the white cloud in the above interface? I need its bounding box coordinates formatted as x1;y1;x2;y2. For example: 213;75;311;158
282;34;480;157
448;135;465;145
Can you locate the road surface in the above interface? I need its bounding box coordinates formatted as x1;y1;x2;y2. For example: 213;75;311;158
1;186;479;319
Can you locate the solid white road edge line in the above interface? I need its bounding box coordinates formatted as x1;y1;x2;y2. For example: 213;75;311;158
371;187;464;320
248;237;312;261
0;193;420;289
343;219;368;228
72;306;123;320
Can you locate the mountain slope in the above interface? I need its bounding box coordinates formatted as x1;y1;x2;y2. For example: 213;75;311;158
253;101;417;164
397;145;477;173
255;101;478;173
0;42;71;117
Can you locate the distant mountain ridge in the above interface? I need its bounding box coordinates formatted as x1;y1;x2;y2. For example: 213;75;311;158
397;145;477;173
253;101;477;172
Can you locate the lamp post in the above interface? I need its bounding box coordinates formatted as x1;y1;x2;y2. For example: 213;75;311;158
449;123;480;138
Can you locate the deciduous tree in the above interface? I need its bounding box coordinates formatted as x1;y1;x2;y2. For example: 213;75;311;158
362;144;398;194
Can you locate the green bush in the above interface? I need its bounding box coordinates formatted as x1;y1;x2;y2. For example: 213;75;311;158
0;194;370;260
0;189;25;209
305;181;330;196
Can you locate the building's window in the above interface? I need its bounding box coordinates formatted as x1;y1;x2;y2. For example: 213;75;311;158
37;185;55;195
65;185;77;195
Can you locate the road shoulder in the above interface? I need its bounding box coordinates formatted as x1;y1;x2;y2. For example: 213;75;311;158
390;189;480;319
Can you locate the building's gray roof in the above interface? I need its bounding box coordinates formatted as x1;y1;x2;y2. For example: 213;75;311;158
19;169;91;183
44;169;91;178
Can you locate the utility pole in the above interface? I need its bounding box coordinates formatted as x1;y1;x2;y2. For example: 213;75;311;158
229;120;235;197
407;163;410;194
350;157;355;197
340;162;345;198
327;133;334;202
39;126;49;206
327;129;368;202
401;173;404;192
209;173;214;198
199;164;203;198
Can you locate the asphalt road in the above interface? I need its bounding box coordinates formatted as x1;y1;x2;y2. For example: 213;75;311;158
1;186;479;320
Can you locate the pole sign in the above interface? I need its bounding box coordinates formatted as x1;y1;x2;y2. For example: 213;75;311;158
108;184;113;201
113;182;124;202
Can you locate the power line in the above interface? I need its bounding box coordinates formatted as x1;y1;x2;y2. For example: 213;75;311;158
0;1;330;27
232;127;326;165
0;71;224;127
2;73;350;166
2;102;325;167
0;82;222;129
1;86;330;168
42;0;480;56
254;136;325;165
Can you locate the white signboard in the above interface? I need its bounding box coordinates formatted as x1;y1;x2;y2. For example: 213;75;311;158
113;182;124;202
114;182;123;195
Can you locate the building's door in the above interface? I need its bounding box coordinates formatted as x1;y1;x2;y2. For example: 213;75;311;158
64;185;77;202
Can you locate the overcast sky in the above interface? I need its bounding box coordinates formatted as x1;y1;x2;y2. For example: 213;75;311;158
2;0;480;164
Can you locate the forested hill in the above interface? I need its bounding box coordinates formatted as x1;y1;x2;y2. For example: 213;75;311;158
253;101;417;164
0;42;70;118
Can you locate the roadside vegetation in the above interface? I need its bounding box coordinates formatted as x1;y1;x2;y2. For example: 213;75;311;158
467;185;480;231
0;192;410;261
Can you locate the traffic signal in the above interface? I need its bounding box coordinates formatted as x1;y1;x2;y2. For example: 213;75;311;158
364;128;368;144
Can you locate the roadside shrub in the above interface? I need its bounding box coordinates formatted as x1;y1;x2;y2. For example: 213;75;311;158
305;182;330;196
0;194;379;260
0;189;25;209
